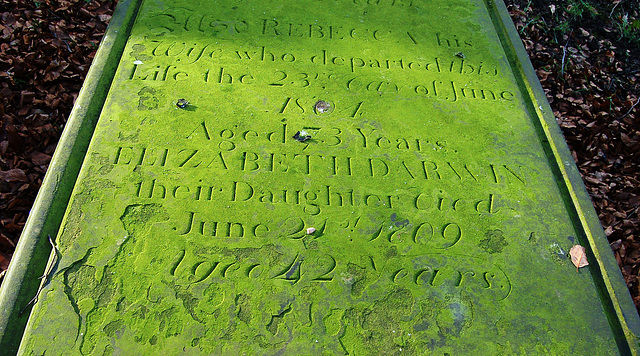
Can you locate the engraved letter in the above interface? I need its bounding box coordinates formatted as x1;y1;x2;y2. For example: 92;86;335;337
231;181;254;202
174;211;195;235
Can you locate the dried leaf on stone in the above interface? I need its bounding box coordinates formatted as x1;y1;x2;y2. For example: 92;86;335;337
570;245;589;271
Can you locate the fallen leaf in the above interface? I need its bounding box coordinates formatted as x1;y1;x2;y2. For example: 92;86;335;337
0;169;28;182
0;251;9;270
30;152;52;166
0;234;15;250
570;245;589;271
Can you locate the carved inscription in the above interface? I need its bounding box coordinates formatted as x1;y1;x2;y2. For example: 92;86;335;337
114;144;528;185
347;77;514;101
127;61;514;101
92;238;506;351
163;246;511;301
230;45;498;75
132;177;505;217
172;211;270;237
134;40;496;75
94;3;526;350
129;6;519;107
141;12;471;48
19;0;605;353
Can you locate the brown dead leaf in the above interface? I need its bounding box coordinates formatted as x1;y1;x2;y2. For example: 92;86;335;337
30;152;51;166
0;234;15;250
0;169;28;182
0;252;9;271
570;245;589;271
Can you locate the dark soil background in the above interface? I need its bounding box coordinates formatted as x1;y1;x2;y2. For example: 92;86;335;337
1;0;639;312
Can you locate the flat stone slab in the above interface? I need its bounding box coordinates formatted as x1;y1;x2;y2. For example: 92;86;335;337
1;0;639;354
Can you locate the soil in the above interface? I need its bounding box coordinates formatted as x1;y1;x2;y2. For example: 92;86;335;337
1;0;639;311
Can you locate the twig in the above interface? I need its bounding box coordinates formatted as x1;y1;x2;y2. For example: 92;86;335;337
62;39;72;52
46;9;66;21
610;0;622;18
620;97;640;119
560;32;572;77
53;33;72;52
19;235;59;316
607;77;616;92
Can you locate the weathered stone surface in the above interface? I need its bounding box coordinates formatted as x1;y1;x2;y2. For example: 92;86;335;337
5;0;639;354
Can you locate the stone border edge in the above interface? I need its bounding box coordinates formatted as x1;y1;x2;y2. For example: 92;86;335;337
490;0;640;354
0;0;144;353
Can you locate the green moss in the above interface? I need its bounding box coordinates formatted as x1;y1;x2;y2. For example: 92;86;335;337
477;229;508;254
103;319;125;337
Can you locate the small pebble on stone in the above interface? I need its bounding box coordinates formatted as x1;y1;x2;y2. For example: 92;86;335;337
176;99;189;108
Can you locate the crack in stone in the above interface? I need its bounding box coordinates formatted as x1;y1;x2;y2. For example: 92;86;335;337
61;248;95;346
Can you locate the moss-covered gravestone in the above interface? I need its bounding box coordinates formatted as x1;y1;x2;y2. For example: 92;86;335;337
1;0;639;354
